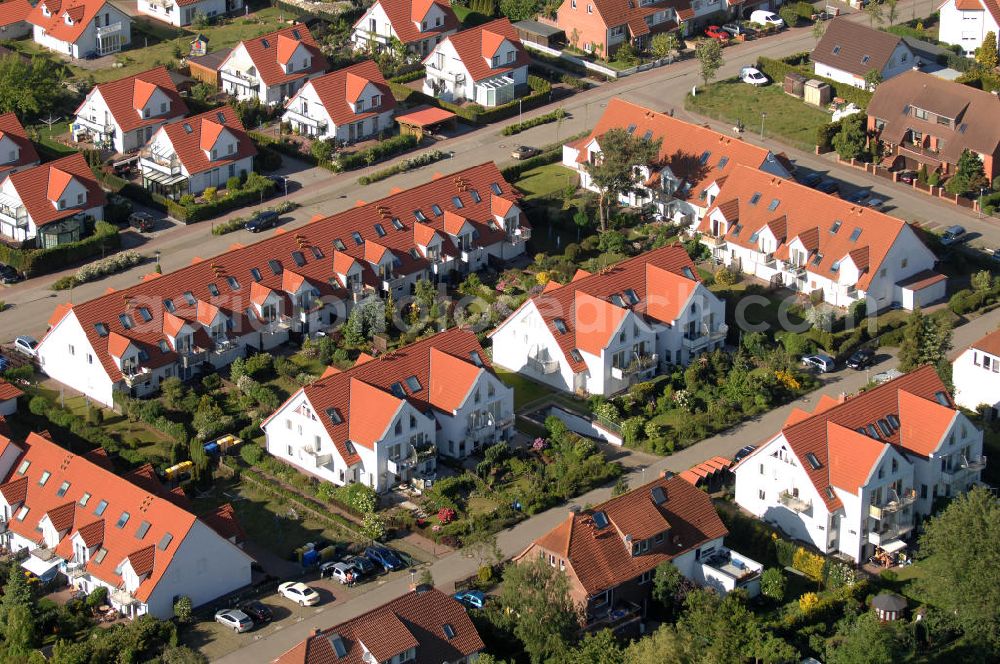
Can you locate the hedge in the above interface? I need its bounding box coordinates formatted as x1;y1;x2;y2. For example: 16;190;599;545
93;169;170;212
501;107;566;136
499;147;563;180
168;180;277;223
388;79;555;125
0;221;122;277
250;132;319;166
335;133;419;171
389;69;426;84
357;149;449;185
756;54;874;109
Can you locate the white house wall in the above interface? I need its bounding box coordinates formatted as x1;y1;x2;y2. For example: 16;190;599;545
954;348;1000;411
37;310;116;407
491;300;579;394
139;0;243;28
939;1;1000;56
813;42;915;88
32;4;132;59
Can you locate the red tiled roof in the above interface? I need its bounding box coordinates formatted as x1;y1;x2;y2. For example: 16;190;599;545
396;105;456;128
3;432;200;602
897;270;947;291
432;18;529;83
0;112;40;174
578;98;779;199
232;25;328;88
502;245;700;373
584;0;692;33
274;588;483;664
971;328;1000;357
356;0;458;45
77;67;188;135
5;153;106;228
158;106;256;176
697;165;920;290
775;366;955;511
0;378;24;402
828;422;886;493
288;329;492;466
289;61;395;128
41;163;516;388
0;0;32;27
526;475;727;596
200;503;246;543
28;0;110;44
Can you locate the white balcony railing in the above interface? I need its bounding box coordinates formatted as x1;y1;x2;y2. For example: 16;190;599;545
96;21;123;37
962;454;987;472
778;490;811;513
283;109;328;131
527;352;559;375
221;68;258;85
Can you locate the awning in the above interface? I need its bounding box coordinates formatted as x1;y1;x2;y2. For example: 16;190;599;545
879;539;908;554
22;555;61;581
143;170;187;186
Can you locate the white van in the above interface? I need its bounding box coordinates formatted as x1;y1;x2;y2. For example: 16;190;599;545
749;10;785;27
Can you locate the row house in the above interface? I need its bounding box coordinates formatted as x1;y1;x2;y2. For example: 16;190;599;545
695;165;943;311
275;588;484;664
733;366;986;564
282;59;396;143
0;112;41;177
28;0;132;59
0;431;253;618
138;0;243;28
812;19;917;89
0;0;33;39
36;162;528;407
138;106;256;199
516;474;761;633
563;98;792;225
351;0;459;57
423;18;530;108
867;69;1000;183
938;0;1000;56
490;245;726;397
72;66;189;154
218;25;328;105
0;152;106;248
262;328;515;493
953;327;1000;415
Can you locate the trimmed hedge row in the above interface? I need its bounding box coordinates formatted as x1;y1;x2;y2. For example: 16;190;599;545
0;220;122;277
756;54;874;109
501;107;566;136
357;149;449;185
499;147;564;180
95;170;170;212
335;133;419;171
389;69;426;84
170;181;278;224
239;466;360;538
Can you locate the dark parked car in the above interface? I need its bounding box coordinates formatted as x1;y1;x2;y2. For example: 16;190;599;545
240;601;273;624
734;445;757;463
800;172;823;188
245;210;280;233
940;225;966;247
816;179;840;195
128;211;155;232
346;555;376;577
845;189;869;205
365;545;404;572
846;348;875;370
0;263;22;284
896;170;917;184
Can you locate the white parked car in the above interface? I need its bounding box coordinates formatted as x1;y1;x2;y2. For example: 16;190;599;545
739;66;768;86
321;561;358;584
278;581;321;606
214;609;253;632
13;335;38;357
750;10;784;27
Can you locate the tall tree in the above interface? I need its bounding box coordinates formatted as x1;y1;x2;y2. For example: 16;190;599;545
0;565;38;660
582;128;661;232
977;32;999;69
897;308;953;381
696;38;724;87
827;612;914;664
885;0;899;25
945;148;988;196
865;0;884;27
498;558;578;663
832;115;867;161
623;625;689;664
0;54;64;118
916;487;1000;648
678;589;797;663
499;0;539;21
864;68;883;91
556;629;625;664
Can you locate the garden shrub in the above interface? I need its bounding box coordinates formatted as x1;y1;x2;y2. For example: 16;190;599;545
239;443;263;466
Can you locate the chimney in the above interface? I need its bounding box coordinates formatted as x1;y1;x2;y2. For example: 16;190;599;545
838;392;847;403
312;627;322;636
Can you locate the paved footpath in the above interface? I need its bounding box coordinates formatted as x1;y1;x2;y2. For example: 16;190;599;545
216;304;1000;662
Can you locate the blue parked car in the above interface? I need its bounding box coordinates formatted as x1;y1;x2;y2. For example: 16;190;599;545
453;589;486;609
365;545;404;572
0;355;8;372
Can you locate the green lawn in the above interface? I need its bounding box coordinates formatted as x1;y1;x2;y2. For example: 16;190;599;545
496;367;557;411
32;121;76;157
514;163;577;201
451;6;493;28
685;79;832;152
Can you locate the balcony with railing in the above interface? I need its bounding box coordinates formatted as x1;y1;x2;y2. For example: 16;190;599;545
611;352;657;380
425;62;466;85
779;490;812;513
962;454;987;472
898;140;943;163
96;21;123;38
586;599;642;631
301;445;333;468
0;194;27;228
179;348;208;368
110;587;137;608
868;521;914;547
527;348;559;375
65;561;88;580
511;227;531;242
283;108;328;132
683;323;728;350
139;149;182;176
701;548;763;592
869;489;917;520
75;116;116;137
460;246;482;263
122;365;151;387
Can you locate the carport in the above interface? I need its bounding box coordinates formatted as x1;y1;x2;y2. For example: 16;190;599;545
396;106;457;140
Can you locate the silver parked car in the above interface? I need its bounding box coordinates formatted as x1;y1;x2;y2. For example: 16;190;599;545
214;609;253;632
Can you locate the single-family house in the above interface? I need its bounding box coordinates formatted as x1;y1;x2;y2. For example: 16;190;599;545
867;70;1000;184
733;365;985;564
937;0;1000;56
262;328;514;493
138;0;244;28
72;66;189;154
490;245;727;397
27;0;132;59
0;430;253;618
812;19;917;89
563;98;793;225
423;18;530;107
0;0;34;39
282;59;396;143
695;164;944;310
0;152;106;248
953;327;1000;414
217;25;328;105
274;588;484;664
351;0;459;57
0;112;41;177
515;474;761;632
138;106;256;199
541;0;688;59
36;162;527;407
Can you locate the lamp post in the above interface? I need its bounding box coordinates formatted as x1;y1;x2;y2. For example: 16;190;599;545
518;98;523;126
760;112;767;140
980;186;987;219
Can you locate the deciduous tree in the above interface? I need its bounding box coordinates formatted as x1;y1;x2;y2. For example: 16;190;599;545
977;31;998;70
827;612;914;664
695;38;724;87
498;558;578;663
897;308;953;382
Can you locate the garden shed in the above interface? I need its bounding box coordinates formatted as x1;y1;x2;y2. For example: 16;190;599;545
783;72;806;98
